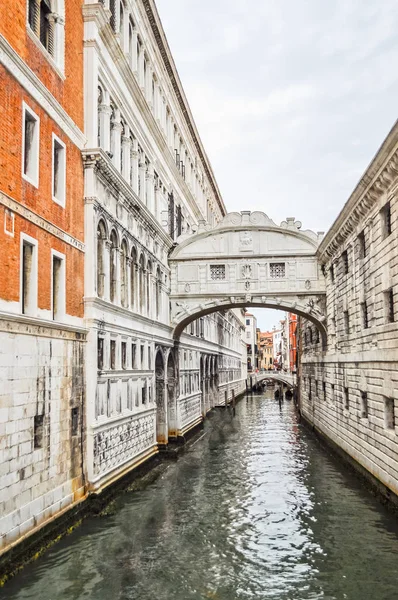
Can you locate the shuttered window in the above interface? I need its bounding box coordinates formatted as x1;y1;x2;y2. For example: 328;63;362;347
28;0;55;57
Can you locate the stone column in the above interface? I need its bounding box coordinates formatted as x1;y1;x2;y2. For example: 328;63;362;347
154;179;161;222
146;64;153;107
139;156;146;203
146;163;155;215
111;108;122;171
130;138;139;194
138;47;145;90
84;40;100;148
121;126;131;181
98;98;111;151
130;27;138;74
104;241;111;302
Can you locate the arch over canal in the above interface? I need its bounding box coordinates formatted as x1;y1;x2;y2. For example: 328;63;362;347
169;211;327;346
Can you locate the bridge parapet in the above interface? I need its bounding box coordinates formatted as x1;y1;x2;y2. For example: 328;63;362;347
169;211;327;344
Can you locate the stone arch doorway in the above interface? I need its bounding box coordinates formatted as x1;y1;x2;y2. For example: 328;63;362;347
155;350;166;445
167;352;177;440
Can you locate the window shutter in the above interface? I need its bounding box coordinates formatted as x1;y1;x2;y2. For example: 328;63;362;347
47;19;54;56
29;0;40;36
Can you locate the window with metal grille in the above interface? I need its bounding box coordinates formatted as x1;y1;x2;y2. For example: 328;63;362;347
385;288;395;323
342;250;349;274
168;192;175;238
358;230;366;259
385;397;395;430
110;340;116;370
381;201;392;239
362;301;369;329
361;392;368;418
344;387;349;410
269;263;285;278
210;265;226;280
34;414;44;448
176;204;182;237
71;407;79;436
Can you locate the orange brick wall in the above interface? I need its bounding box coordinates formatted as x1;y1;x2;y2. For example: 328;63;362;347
0;0;84;129
0;2;84;318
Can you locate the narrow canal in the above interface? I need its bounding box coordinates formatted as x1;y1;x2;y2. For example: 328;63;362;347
3;390;398;600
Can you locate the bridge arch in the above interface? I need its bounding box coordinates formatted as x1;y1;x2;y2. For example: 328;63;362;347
169;211;327;347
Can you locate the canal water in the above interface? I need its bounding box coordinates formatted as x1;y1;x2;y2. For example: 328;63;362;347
3;390;398;600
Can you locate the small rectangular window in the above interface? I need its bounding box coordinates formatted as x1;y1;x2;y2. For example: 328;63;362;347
330;263;335;283
121;341;127;369
97;337;104;370
110;340;116;370
344;311;349;334
322;381;326;401
21;239;37;315
342;250;349;275
361;392;368;418
270;263;286;278
52;135;66;206
22;104;39;187
34;414;44;449
331;383;335;401
385;288;394;323
358;230;366;259
140;344;144;367
381;202;392;239
71;407;79;436
362;301;369;329
385;397;395;430
210;264;226;280
142;383;147;405
52;254;64;320
344;387;349;411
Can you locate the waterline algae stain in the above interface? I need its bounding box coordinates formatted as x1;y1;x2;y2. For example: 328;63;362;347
2;392;398;600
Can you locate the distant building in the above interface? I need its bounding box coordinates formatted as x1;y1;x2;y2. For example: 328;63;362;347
259;331;274;370
245;313;258;371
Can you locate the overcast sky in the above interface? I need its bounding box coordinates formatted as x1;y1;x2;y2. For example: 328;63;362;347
156;0;398;330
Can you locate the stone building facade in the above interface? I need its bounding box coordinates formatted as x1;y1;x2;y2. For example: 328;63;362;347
300;119;398;500
0;0;246;557
82;0;246;493
0;1;86;553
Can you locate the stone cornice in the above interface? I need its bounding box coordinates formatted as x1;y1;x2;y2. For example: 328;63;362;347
0;33;85;148
0;190;85;251
141;0;226;217
0;311;87;338
318;120;398;263
88;26;206;224
82;148;173;248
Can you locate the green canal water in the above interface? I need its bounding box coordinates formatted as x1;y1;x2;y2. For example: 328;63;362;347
2;391;398;600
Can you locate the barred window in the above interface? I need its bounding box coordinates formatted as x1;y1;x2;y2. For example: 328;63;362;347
210;265;226;280
269;262;285;278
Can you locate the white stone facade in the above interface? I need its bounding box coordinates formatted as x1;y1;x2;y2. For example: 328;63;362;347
82;0;246;492
301;120;398;499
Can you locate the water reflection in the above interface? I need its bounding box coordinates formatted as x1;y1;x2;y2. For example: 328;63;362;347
2;391;398;600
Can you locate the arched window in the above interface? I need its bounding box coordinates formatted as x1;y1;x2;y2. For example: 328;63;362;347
97;220;107;298
139;254;145;313
110;230;118;303
121;239;128;307
156;266;161;319
130;247;137;310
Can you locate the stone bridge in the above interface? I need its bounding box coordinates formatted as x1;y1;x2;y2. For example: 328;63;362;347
169;211;327;345
249;372;297;390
